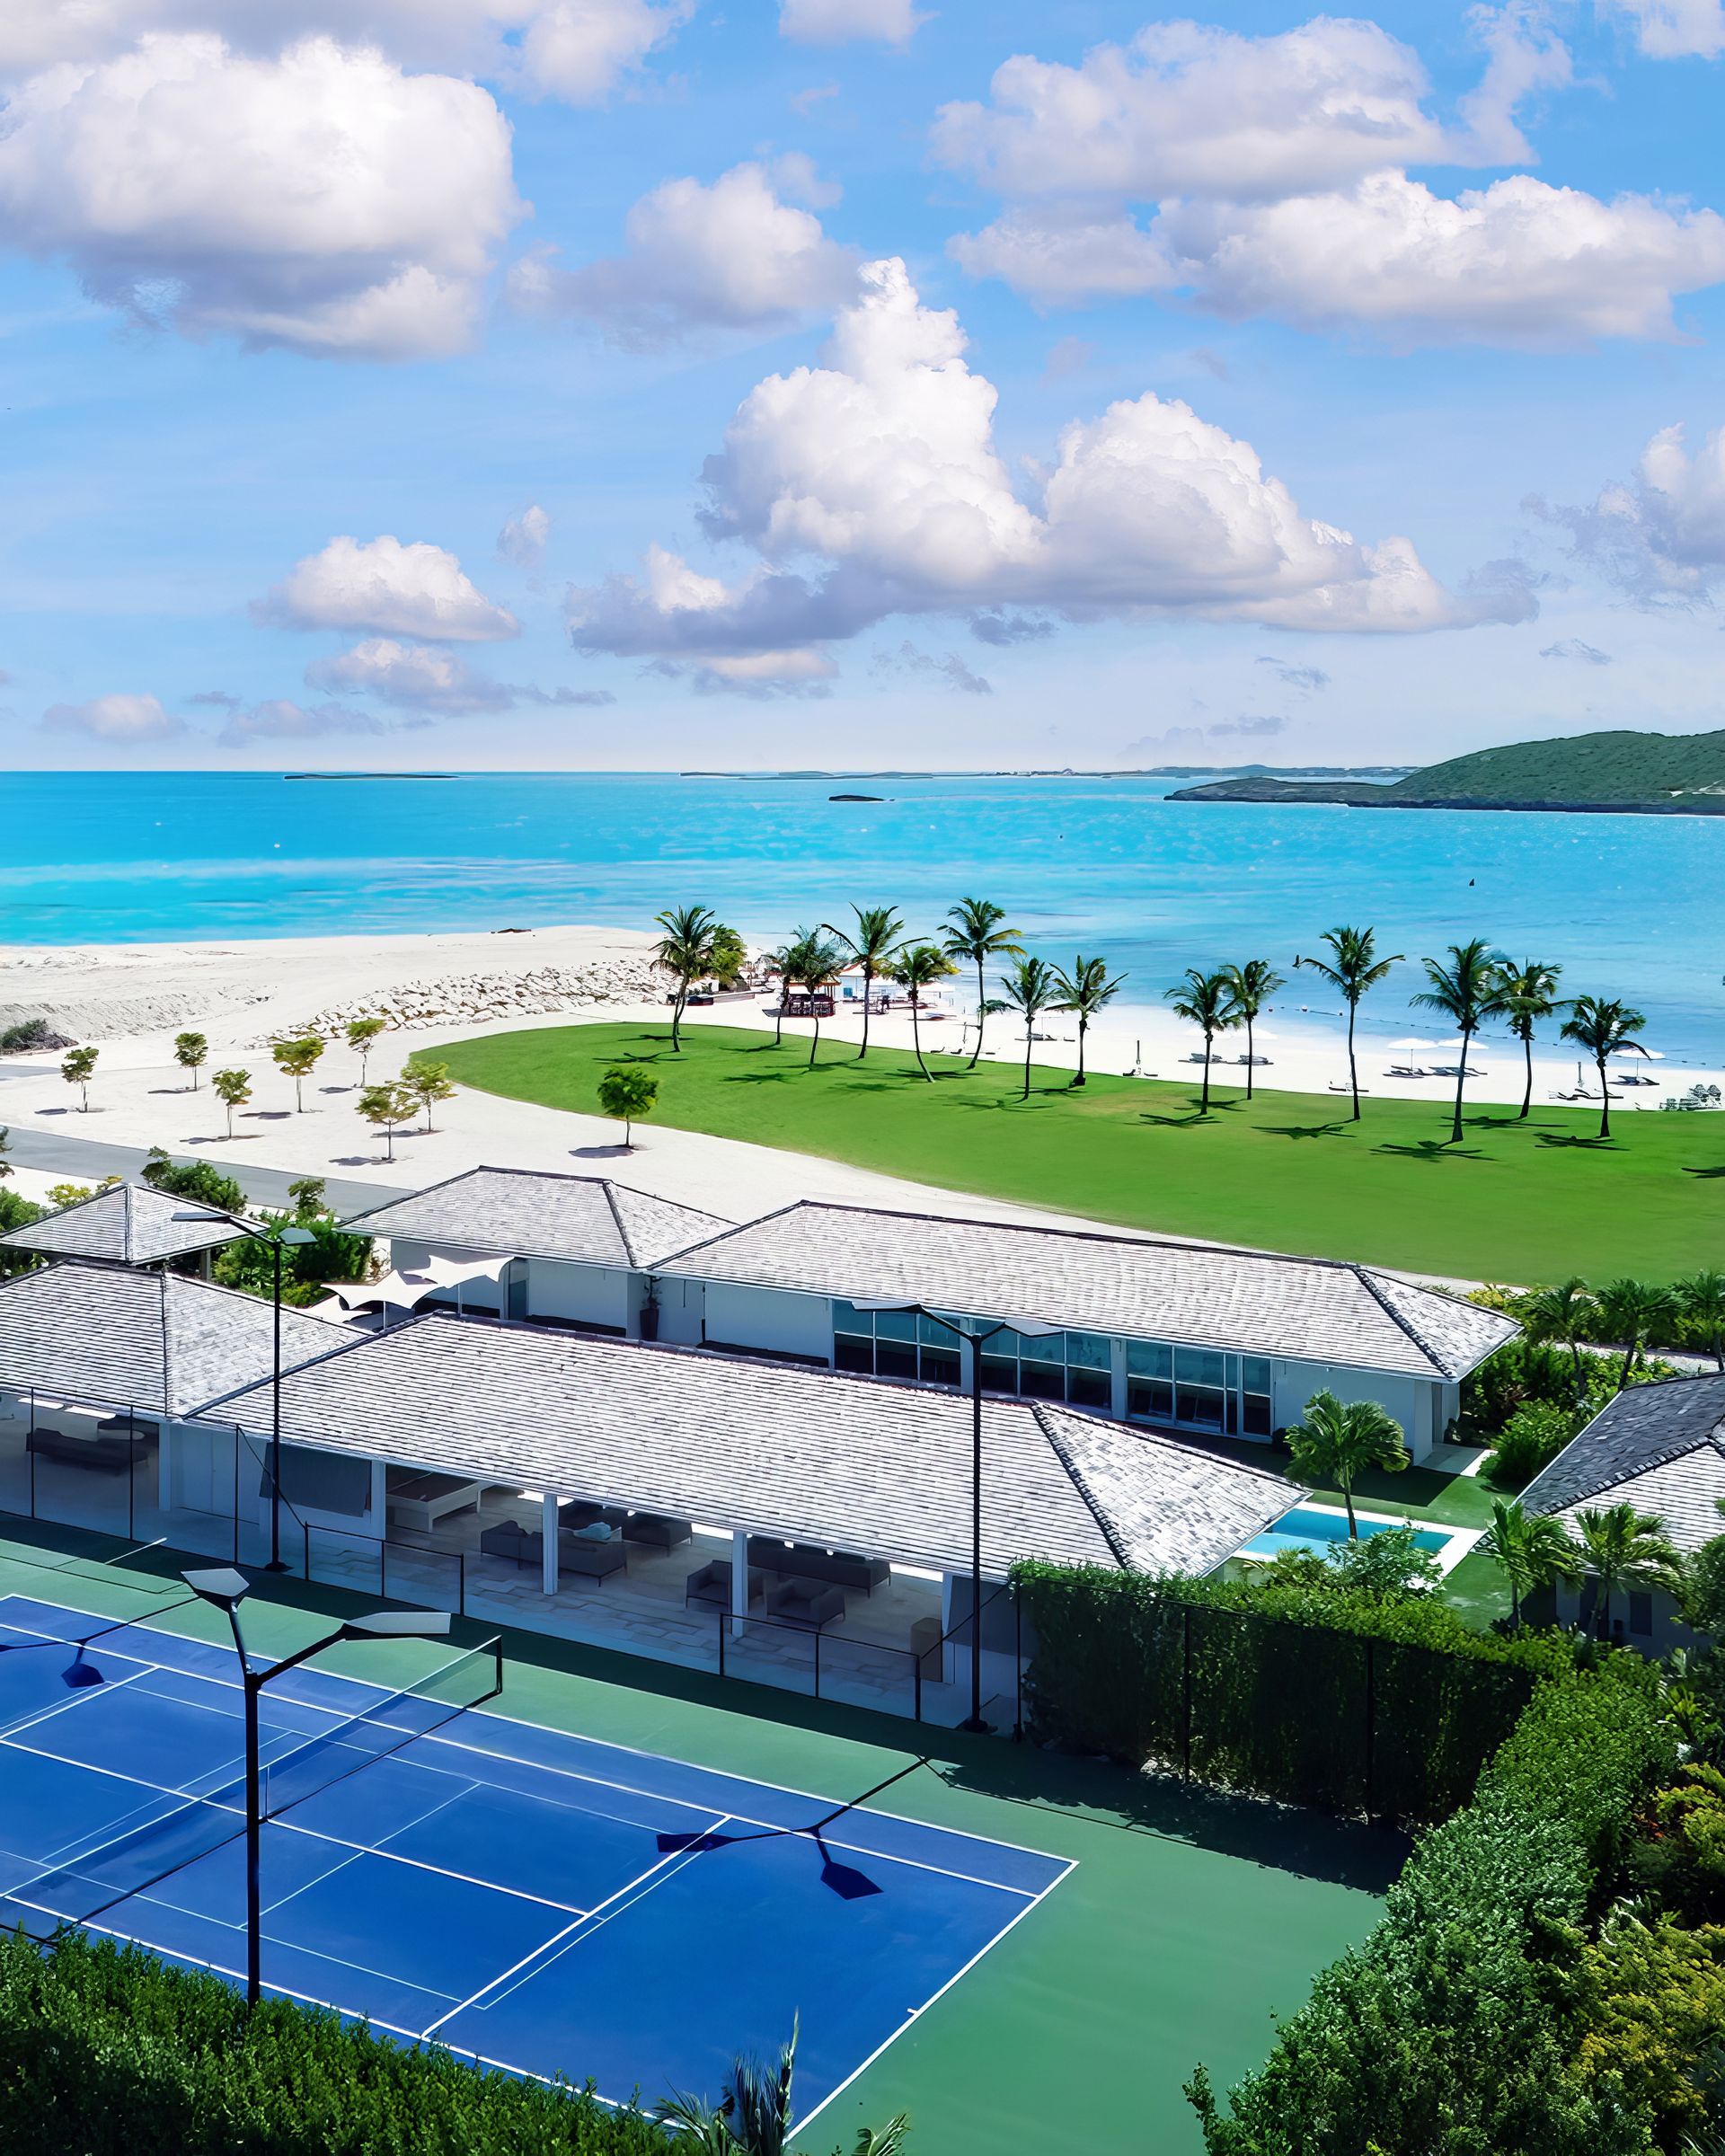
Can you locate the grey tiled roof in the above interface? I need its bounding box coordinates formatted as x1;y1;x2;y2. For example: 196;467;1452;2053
0;1180;248;1265
343;1168;731;1270
1523;1374;1725;1547
656;1204;1516;1381
196;1316;1295;1578
0;1260;349;1417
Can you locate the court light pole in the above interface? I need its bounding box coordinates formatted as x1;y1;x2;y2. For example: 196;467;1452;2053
849;1301;1060;1735
181;1567;449;2007
174;1212;315;1571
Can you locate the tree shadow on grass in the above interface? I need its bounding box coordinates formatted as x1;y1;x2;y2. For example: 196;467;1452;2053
1260;1121;1351;1141
1685;1162;1725;1180
1535;1132;1615;1151
1375;1140;1487;1162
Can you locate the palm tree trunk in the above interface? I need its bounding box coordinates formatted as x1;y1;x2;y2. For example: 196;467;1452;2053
1520;1031;1534;1119
969;959;986;1068
1448;1026;1471;1144
1509;1577;1521;1629
1619;1332;1637;1392
858;969;871;1061
1022;1025;1032;1100
1200;1028;1212;1112
671;985;686;1052
774;991;785;1047
1341;1477;1358;1539
808;1011;821;1070
1347;999;1359;1121
1244;1013;1254;1101
1597;1054;1611;1140
911;999;930;1080
1073;1017;1087;1088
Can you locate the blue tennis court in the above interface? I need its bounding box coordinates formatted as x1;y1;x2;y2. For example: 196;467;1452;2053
0;1594;1070;2126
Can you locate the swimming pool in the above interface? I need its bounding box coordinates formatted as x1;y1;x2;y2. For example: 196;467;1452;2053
1241;1507;1456;1562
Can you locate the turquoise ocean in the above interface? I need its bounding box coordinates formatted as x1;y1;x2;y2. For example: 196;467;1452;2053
1;770;1720;1065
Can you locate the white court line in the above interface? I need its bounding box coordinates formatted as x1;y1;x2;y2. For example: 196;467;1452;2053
792;1851;1083;2138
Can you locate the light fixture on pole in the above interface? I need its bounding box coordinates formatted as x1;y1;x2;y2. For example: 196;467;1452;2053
181;1567;450;2006
849;1300;1059;1735
174;1212;315;1571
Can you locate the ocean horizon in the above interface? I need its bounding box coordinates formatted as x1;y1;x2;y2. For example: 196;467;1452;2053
2;768;1720;1067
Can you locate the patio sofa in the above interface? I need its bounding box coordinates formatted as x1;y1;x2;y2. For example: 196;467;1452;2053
746;1539;889;1595
27;1428;134;1473
562;1502;693;1550
766;1579;845;1632
478;1520;627;1584
686;1560;766;1613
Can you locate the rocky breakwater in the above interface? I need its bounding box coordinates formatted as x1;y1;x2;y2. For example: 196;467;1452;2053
286;958;672;1039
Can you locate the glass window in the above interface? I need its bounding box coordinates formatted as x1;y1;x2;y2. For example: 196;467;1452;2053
832;1300;872;1335
874;1341;917;1380
873;1309;917;1342
1127;1376;1173;1421
1241;1356;1273;1395
1240;1392;1274;1437
979;1355;1018;1393
1066;1366;1110;1409
1628;1591;1653;1637
1175;1384;1225;1431
1126;1340;1172;1379
1065;1331;1110;1370
1019;1362;1065;1400
920;1347;961;1387
1018;1330;1065;1365
918;1313;957;1348
834;1337;873;1374
1175;1347;1227;1390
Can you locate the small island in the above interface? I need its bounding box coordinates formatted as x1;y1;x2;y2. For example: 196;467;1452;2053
1167;727;1725;816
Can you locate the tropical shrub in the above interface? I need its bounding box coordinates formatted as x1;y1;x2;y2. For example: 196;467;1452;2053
1490;1400;1583;1489
1625;1764;1725;1924
0;1187;45;1277
1013;1562;1576;1824
1257;1524;1440;1601
1188;1662;1675;2156
213;1210;373;1307
0;1018;71;1053
1465;1338;1680;1438
140;1148;247;1217
0;1926;671;2156
1577;1917;1725;2144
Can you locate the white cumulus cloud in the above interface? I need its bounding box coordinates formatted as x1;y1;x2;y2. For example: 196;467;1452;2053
510;161;857;343
218;698;394;743
258;535;519;641
305;639;517;711
567;258;1522;685
779;0;923;47
1535;421;1725;601
41;692;182;741
0;35;522;358
498;503;552;570
1601;0;1725;57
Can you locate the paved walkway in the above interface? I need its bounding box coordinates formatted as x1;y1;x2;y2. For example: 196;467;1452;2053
0;1125;398;1214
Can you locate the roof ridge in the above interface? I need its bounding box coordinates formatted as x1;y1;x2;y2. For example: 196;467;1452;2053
1523;1379;1725;1515
652;1196;806;1271
1032;1403;1134;1568
1349;1265;1446;1377
601;1180;638;1268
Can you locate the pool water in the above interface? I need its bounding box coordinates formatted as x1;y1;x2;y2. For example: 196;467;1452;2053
1243;1507;1455;1561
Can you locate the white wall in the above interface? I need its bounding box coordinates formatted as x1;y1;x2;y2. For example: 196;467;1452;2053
1271;1362;1432;1460
655;1275;706;1347
523;1258;630;1331
702;1283;834;1362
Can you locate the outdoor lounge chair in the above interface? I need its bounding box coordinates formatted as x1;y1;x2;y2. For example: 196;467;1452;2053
745;1539;889;1594
554;1533;627;1582
685;1560;766;1612
766;1579;845;1631
479;1520;543;1568
26;1428;134;1473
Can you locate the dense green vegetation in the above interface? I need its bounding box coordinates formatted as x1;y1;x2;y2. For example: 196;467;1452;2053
0;1928;671;2156
430;1021;1721;1281
1171;726;1725;809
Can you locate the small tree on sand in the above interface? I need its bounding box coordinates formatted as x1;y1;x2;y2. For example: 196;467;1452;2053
0;1127;10;1180
272;1035;325;1111
1286;1389;1410;1539
288;1175;327;1220
345;1017;386;1085
211;1067;252;1138
174;1031;208;1091
597;1065;659;1147
62;1046;98;1112
358;1080;418;1162
407;1060;456;1133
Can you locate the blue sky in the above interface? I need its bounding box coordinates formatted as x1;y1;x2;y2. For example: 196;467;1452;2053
4;0;1725;771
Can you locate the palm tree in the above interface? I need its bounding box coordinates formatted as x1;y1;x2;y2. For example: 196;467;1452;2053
1560;994;1649;1140
1596;1276;1683;1392
657;2021;907;2156
653;904;720;1053
1680;1268;1725;1373
1479;1496;1583;1628
792;930;845;1070
1163;967;1241;1113
1411;938;1510;1144
1293;927;1402;1121
1220;959;1284;1102
1522;1277;1598;1402
987;956;1059;1101
888;943;957;1079
1573;1501;1681;1636
1495;959;1563;1120
943;898;1022;1069
822;906;905;1060
1051;954;1126;1088
1285;1390;1410;1538
763;935;806;1047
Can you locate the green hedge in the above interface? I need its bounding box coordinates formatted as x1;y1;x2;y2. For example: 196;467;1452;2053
1014;1565;1572;1824
1188;1664;1675;2156
0;1927;672;2156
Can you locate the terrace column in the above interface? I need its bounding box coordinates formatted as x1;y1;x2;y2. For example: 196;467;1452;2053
541;1492;560;1596
369;1457;387;1533
158;1420;175;1511
730;1526;749;1635
1110;1341;1128;1422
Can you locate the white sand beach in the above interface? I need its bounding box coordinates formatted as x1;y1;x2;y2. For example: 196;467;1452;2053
0;925;1717;1231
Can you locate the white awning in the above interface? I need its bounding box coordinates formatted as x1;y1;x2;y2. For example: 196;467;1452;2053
319;1252;513;1312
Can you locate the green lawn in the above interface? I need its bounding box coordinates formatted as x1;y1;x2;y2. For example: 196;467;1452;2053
0;1527;1394;2155
431;1021;1724;1284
